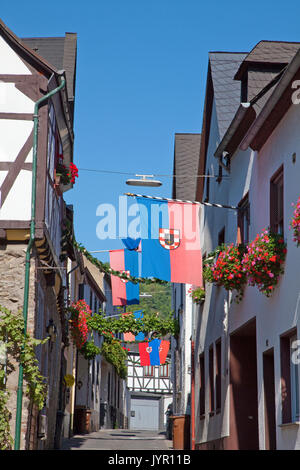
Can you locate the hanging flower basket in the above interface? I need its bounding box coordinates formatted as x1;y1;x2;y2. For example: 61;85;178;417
290;196;300;246
189;286;205;304
68;300;92;349
241;229;287;297
204;244;247;302
55;162;79;186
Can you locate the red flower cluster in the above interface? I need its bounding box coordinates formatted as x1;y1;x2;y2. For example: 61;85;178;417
69;300;92;349
68;162;79;184
241;230;287;297
204;230;287;300
290;197;300;246
210;244;247;294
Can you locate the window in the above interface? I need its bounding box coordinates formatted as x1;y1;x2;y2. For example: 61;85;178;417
144;366;154;377
209;345;215;414
204;170;210;202
199;353;205;417
218;227;225;247
270;166;284;235
280;329;300;423
159;364;169;377
238;194;250;244
215;339;222;411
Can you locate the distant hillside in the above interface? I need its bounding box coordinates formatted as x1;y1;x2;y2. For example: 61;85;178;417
125;282;171;319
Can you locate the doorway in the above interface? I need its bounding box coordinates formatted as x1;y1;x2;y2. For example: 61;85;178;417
263;348;276;450
229;319;259;449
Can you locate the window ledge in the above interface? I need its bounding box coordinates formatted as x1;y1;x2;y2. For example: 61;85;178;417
278;421;300;428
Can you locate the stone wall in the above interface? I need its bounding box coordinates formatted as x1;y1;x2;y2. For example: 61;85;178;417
0;244;63;450
0;244;36;449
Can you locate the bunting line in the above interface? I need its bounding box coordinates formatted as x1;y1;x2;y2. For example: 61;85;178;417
124;193;239;211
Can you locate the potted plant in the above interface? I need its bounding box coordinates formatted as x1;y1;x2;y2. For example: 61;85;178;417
189;286;205;304
68;300;92;349
204;244;247;302
241;229;287;297
55;162;79;186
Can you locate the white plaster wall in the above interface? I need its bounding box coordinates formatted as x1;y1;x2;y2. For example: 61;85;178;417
0;67;35;221
0;36;31;75
227;100;300;450
0;168;32;220
0;81;34;113
196;97;300;449
195;97;232;445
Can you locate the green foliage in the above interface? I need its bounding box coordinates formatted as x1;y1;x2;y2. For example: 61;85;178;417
0;389;12;450
0;306;48;450
87;311;178;339
79;340;101;361
100;338;128;380
190;287;205;304
125;282;171;319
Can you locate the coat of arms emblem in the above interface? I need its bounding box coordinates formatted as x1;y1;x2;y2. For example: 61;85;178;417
159;228;180;250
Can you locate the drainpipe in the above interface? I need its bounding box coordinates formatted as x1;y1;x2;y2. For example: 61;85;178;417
190;339;195;450
14;73;66;450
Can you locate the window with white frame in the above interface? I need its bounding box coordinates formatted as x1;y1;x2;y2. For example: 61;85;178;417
159;364;169;377
144;366;154;377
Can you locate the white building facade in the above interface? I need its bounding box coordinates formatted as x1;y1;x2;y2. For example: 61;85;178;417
193;41;300;450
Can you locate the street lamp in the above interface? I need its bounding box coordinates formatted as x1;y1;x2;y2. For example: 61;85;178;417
126;174;162;187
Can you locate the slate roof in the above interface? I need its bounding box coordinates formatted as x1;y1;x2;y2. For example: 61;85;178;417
239;41;300;113
209;52;247;140
236;41;300;73
21;34;77;121
172;133;201;201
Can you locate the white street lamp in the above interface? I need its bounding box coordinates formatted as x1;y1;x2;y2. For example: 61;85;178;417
126;174;162;187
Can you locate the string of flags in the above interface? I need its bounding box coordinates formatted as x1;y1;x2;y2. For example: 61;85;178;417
109;248;140;306
122;310;170;366
134;195;203;286
109;194;204;306
138;338;170;366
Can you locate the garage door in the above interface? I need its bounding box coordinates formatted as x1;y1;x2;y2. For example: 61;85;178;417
130;398;159;430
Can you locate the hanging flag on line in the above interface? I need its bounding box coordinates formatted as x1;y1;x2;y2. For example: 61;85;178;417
139;338;170;366
122;310;145;342
136;197;202;286
122;237;141;251
109;249;139;306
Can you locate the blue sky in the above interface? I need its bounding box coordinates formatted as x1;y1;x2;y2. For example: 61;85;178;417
2;0;300;262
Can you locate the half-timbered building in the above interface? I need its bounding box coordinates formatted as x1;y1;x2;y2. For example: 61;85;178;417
127;342;172;432
0;19;77;449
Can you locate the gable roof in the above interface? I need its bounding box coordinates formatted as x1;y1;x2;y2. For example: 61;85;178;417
235;40;300;80
21;34;77;122
173;133;201;201
214;40;300;158
209;52;248;140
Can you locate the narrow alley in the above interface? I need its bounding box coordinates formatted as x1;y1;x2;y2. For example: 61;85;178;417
61;428;173;451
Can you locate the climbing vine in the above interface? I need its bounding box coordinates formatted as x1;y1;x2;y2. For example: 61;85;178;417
100;337;128;380
67;301;178;379
87;311;179;339
0;306;48;450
